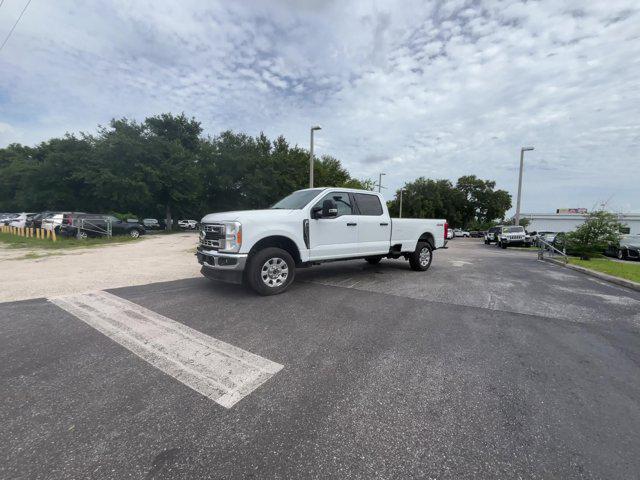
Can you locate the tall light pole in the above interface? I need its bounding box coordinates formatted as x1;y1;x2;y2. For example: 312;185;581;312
515;146;534;226
378;172;386;193
399;189;404;218
309;125;321;188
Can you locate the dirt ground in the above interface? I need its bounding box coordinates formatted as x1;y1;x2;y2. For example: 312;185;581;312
0;233;202;302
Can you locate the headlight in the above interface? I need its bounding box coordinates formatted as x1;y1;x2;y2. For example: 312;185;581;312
219;221;242;253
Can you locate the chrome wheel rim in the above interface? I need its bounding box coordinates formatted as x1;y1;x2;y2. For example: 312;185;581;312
419;247;431;267
78;231;87;239
130;230;140;238
261;257;289;287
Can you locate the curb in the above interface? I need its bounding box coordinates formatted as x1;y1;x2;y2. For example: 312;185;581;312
542;258;640;292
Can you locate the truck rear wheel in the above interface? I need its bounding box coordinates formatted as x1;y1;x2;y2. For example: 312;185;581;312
409;242;432;271
246;247;296;296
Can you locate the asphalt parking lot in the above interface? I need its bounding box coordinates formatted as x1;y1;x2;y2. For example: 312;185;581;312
2;239;640;479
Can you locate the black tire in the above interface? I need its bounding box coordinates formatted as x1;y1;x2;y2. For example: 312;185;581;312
409;242;433;271
618;249;626;260
246;247;296;296
129;228;141;238
500;241;507;249
484;239;489;245
365;256;382;265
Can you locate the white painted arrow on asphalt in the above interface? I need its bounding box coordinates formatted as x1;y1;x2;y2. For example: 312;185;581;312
50;291;283;408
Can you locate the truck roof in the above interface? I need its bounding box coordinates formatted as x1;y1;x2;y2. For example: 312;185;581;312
296;187;383;195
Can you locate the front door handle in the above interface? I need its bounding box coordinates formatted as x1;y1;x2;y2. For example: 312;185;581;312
347;222;357;226
380;222;389;226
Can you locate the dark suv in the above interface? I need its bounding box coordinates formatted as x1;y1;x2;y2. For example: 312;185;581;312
60;213;145;238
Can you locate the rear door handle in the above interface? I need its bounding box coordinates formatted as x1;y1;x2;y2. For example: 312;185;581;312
380;222;389;226
347;222;357;226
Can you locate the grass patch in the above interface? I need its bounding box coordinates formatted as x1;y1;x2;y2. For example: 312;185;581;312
568;257;640;283
0;232;141;250
10;251;64;261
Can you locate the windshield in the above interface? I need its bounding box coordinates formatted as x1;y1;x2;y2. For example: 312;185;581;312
622;235;640;242
504;226;524;233
271;189;324;209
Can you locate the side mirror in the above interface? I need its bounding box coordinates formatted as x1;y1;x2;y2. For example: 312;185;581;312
322;199;338;218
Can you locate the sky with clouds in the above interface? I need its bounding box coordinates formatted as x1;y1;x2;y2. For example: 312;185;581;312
1;0;638;213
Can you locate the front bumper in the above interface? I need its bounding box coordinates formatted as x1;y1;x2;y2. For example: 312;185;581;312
500;237;530;246
196;247;248;284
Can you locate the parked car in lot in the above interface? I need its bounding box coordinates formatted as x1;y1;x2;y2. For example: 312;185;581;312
0;213;19;225
496;225;532;249
60;213;146;238
446;228;454;240
534;231;557;248
41;213;68;232
453;229;470;238
142;218;161;230
605;234;640;260
26;211;59;229
8;212;36;228
469;231;484;238
179;219;198;230
197;187;447;295
484;225;503;244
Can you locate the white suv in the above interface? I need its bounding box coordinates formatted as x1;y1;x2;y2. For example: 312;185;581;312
178;219;198;230
497;226;532;249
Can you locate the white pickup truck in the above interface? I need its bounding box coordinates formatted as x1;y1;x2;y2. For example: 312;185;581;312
196;187;448;295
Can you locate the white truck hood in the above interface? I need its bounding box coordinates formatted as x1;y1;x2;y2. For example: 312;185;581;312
200;209;299;224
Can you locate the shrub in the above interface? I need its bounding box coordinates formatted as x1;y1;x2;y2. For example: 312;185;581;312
565;211;622;260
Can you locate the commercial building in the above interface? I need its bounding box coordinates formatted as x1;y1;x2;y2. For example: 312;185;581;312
522;211;640;235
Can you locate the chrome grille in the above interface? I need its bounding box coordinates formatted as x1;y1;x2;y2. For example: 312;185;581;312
200;223;225;249
200;239;220;248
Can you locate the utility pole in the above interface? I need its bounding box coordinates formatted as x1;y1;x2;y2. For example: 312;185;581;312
515;146;534;226
378;172;386;193
399;189;404;218
309;126;321;188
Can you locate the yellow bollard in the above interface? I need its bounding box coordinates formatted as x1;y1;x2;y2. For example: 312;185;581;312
37;228;41;239
51;229;57;242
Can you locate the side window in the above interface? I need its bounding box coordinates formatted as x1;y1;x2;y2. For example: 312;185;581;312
313;192;353;216
354;193;383;215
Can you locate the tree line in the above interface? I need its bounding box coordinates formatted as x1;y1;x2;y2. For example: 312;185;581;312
0;112;512;228
388;176;512;229
0;113;372;226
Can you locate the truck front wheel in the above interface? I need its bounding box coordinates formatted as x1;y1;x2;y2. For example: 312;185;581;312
409;242;433;271
246;247;296;295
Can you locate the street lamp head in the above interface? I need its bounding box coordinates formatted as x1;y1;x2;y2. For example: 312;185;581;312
521;146;534;151
311;125;322;131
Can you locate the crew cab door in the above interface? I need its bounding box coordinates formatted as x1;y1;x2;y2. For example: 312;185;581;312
352;192;390;255
308;191;359;260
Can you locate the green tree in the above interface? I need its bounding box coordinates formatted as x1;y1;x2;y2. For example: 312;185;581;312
143;114;203;229
456;175;512;224
388;177;469;226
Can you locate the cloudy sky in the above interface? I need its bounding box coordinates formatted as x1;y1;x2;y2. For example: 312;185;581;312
1;0;639;213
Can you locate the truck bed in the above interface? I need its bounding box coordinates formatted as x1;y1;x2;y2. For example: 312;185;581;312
391;218;446;252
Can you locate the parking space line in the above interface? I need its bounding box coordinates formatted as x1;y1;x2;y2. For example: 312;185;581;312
49;291;283;408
